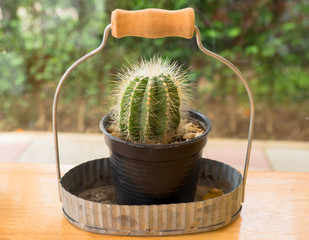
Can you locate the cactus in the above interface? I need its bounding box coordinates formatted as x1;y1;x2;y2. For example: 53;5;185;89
112;57;189;144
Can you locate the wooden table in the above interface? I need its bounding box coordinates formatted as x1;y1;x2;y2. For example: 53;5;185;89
1;163;308;239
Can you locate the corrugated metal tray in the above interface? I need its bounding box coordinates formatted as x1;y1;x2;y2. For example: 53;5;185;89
60;157;242;236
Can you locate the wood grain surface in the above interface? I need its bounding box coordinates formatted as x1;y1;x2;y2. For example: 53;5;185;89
1;162;309;239
111;8;195;39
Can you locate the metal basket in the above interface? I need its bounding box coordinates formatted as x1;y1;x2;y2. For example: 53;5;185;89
52;8;254;236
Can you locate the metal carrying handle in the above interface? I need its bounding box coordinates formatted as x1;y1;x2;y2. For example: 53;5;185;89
53;8;254;202
53;24;111;199
194;26;254;202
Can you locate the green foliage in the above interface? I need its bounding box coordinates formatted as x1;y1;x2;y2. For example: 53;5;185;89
0;0;308;138
0;52;25;95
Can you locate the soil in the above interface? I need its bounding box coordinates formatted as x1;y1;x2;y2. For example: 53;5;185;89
77;184;224;204
107;118;205;144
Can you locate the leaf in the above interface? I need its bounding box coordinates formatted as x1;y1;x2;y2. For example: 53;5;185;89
203;188;223;200
11;56;24;66
227;27;240;38
262;47;275;57
282;22;296;32
206;29;220;38
245;45;258;55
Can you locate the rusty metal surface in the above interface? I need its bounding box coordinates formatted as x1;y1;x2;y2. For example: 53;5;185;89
60;158;243;236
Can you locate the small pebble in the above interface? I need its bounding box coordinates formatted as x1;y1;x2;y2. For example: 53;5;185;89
195;131;203;137
203;188;223;200
183;132;195;140
111;132;122;138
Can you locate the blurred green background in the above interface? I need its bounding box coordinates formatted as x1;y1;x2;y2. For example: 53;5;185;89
0;0;308;140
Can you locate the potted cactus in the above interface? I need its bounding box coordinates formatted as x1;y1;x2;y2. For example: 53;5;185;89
100;57;211;205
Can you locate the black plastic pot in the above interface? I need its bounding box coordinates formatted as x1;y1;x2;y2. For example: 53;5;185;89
100;109;212;205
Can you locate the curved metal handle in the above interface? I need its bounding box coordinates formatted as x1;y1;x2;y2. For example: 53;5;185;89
194;26;255;202
53;22;254;203
52;24;111;200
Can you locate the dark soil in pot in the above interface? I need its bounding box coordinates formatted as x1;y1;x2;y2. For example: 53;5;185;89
100;109;211;205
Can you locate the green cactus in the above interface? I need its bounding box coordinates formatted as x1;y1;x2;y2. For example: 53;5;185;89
112;57;189;144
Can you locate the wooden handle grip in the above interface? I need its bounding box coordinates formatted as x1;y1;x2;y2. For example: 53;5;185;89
111;8;195;39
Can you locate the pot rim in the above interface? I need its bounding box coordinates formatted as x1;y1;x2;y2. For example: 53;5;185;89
100;109;211;149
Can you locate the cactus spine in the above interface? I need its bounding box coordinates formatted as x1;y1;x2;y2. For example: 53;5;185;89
112;57;189;144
